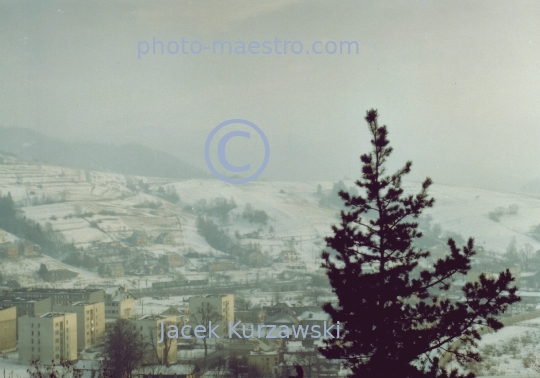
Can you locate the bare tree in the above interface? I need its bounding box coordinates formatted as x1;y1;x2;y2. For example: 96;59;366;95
207;355;228;378
289;363;304;378
526;353;540;375
148;321;175;366
229;355;263;378
295;349;318;378
27;359;83;378
102;319;145;378
520;243;534;270
138;365;167;377
190;302;222;358
272;291;282;305
308;286;325;306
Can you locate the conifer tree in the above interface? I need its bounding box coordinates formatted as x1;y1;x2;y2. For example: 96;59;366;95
320;109;519;378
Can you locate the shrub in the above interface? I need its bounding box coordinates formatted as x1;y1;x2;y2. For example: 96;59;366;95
242;203;269;224
196;216;234;253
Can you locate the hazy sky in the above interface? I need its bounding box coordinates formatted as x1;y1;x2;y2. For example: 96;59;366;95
1;1;539;190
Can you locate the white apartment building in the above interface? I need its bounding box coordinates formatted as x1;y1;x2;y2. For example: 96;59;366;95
18;312;77;364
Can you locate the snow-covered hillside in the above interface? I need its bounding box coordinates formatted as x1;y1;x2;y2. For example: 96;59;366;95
1;155;540;271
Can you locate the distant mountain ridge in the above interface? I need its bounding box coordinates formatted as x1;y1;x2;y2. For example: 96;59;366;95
0;127;208;179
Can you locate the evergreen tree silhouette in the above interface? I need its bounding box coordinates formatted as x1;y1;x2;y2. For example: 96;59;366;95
320;109;520;378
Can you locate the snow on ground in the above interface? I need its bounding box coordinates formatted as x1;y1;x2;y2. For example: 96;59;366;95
446;320;540;377
0;352;33;378
4;157;540;267
405;182;540;254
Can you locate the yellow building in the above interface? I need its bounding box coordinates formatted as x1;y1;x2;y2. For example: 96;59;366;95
0;306;16;352
0;242;18;259
279;250;299;263
208;262;235;272
53;302;105;351
130;314;177;365
18;312;78;364
105;292;136;319
189;294;234;338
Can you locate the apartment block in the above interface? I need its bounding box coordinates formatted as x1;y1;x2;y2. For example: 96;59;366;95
18;312;77;364
0;297;51;317
105;292;136;319
53;302;105;351
130;314;177;365
189;294;234;338
0;306;16;352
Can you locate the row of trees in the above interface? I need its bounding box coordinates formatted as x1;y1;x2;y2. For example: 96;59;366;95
0;192;76;256
488;204;519;222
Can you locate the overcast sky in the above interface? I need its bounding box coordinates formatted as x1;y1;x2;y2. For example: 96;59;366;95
1;1;539;190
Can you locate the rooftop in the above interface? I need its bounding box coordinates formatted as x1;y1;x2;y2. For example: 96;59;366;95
62;301;102;307
10;288;103;294
39;312;73;318
1;297;38;303
249;350;278;356
136;314;171;321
